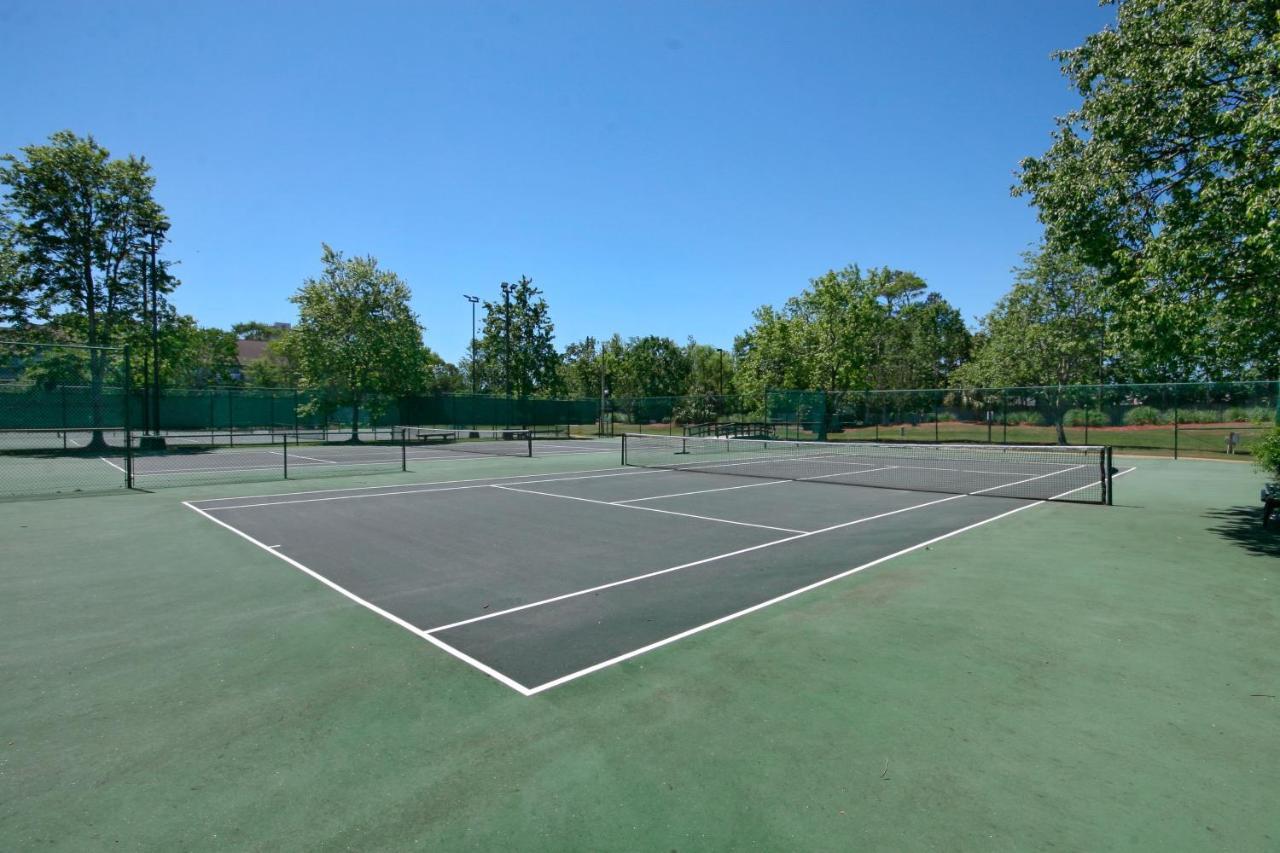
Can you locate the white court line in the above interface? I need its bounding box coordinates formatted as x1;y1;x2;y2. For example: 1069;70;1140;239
268;450;338;464
99;456;128;474
969;464;1085;495
425;491;968;634
181;500;535;696
609;465;899;504
199;468;669;512
189;464;643;505
522;497;1049;696
491;484;808;534
427;460;1083;638
613;478;789;503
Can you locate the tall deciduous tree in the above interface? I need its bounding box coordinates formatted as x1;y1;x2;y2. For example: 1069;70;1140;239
954;247;1105;443
734;265;885;406
476;276;560;398
1;131;171;441
1016;0;1280;378
287;245;427;439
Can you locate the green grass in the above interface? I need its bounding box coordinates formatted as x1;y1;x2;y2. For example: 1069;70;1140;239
2;453;1278;849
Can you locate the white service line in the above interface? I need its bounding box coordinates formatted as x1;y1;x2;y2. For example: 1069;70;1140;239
425;491;969;635
188;464;644;505
522;497;1049;695
491;484;807;534
969;464;1085;495
609;465;899;504
198;468;669;512
268;450;338;464
181;500;535;696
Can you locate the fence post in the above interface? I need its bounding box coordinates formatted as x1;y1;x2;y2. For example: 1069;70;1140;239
1001;390;1007;444
283;433;289;479
123;345;134;489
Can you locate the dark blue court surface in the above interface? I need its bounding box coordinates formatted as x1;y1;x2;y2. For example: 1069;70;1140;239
186;460;1077;695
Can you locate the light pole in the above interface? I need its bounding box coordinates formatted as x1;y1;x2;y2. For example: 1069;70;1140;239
716;348;726;398
500;281;512;399
463;294;479;395
148;230;162;436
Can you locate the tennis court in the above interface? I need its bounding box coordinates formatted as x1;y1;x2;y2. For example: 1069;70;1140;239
185;435;1133;694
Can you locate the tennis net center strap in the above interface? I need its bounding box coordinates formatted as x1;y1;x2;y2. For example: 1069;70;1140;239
620;433;1110;504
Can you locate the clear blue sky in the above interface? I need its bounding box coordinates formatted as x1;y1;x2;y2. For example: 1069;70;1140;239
1;0;1115;363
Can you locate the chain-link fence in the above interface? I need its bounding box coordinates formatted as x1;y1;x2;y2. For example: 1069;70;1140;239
601;393;763;435
0;340;134;496
766;382;1279;458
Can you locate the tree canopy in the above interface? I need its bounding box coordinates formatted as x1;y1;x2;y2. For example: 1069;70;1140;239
474;276;560;398
1016;0;1280;379
286;245;427;438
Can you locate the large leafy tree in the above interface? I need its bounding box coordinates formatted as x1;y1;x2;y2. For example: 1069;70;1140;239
612;335;690;399
734;265;885;404
558;335;603;399
0;131;171;440
954;247;1105;443
286;245;427;439
1016;0;1280;379
475;276;560;398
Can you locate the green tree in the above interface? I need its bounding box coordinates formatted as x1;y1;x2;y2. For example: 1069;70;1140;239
475;276;560;398
242;338;299;387
735;265;885;409
954;247;1105;443
1;131;171;443
232;321;289;341
422;350;465;392
287;245;427;440
1016;0;1280;379
558;336;603;399
0;217;26;324
613;336;690;399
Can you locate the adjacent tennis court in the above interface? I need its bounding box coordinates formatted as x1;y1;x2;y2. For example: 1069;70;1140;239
185;436;1134;694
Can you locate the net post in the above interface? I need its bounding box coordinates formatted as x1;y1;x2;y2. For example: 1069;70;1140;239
524;429;532;458
621;433;628;467
123;345;134;489
1105;446;1113;505
401;427;408;471
283;433;289;479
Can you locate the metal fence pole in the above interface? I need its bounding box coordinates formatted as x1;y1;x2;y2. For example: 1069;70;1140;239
123;345;134;489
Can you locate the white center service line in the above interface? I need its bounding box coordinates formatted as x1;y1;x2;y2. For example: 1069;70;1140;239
490;484;808;534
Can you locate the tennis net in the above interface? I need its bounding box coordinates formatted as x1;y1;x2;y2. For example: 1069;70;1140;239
621;433;1113;504
399;427;534;458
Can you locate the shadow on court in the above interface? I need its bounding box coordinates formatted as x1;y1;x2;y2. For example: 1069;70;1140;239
1204;505;1280;559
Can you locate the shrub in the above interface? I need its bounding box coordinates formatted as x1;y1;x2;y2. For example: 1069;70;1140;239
1254;427;1280;479
1006;410;1046;426
1063;409;1106;427
1123;406;1166;426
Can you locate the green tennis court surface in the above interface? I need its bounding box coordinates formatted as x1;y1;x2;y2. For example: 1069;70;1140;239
2;449;1277;849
